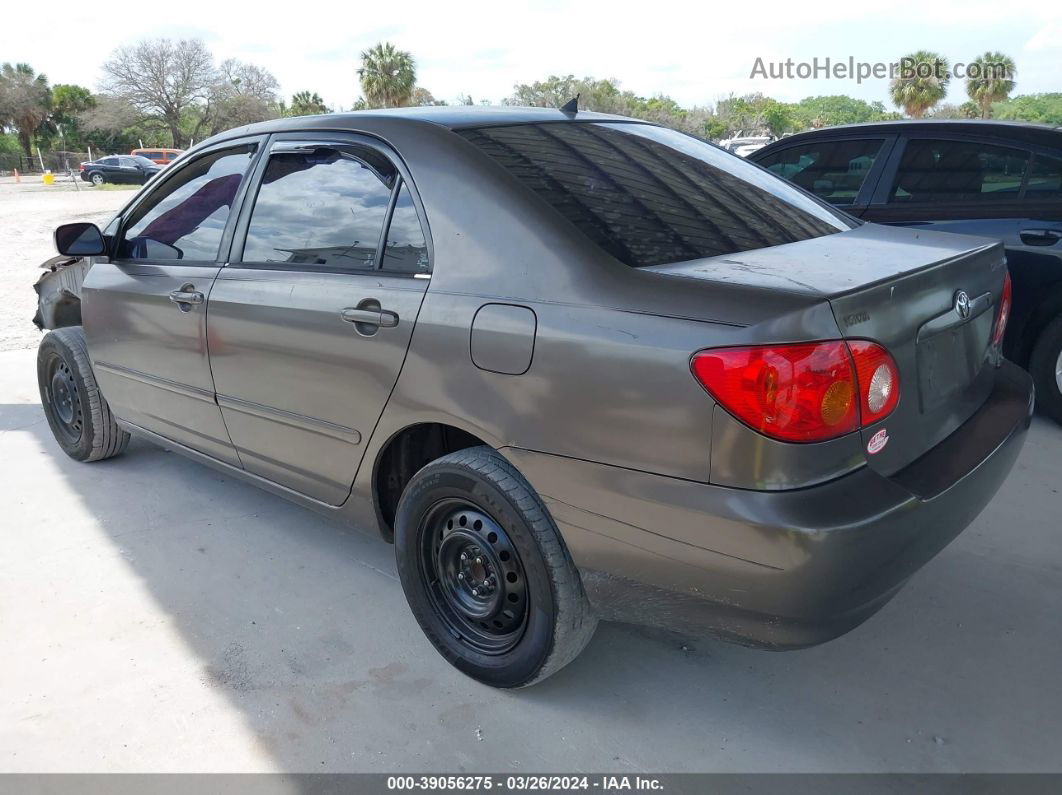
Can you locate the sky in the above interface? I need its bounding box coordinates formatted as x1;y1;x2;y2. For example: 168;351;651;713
3;0;1061;111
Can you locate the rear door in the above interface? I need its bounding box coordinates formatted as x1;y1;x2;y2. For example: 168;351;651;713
753;134;895;216
205;134;431;504
116;156;143;184
82;138;264;465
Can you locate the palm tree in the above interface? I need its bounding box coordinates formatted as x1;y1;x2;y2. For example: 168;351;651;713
0;63;51;155
889;51;950;119
966;51;1016;119
289;90;329;116
357;43;416;109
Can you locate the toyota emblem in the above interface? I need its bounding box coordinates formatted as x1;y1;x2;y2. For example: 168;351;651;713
954;290;971;319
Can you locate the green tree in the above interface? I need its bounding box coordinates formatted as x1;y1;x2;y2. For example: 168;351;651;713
992;93;1062;125
357;42;416;109
289;90;329;116
0;63;51;155
792;95;896;128
411;86;446;106
890;51;950;118
47;84;95;147
966;51;1016;118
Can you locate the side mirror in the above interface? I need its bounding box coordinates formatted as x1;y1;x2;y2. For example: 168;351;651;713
55;222;106;257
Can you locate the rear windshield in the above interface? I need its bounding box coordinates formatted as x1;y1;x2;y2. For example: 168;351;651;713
458;122;853;268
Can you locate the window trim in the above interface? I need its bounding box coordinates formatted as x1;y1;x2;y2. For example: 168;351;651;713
225;131;432;278
753;134;896;210
111;135;268;268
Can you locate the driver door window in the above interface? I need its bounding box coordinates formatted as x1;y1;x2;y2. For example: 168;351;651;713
117;144;257;262
758;138;886;205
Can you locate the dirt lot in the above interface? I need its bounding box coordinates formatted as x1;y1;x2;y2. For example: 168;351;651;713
0;177;131;352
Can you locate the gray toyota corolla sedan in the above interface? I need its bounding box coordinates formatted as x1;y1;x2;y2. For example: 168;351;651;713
33;106;1033;687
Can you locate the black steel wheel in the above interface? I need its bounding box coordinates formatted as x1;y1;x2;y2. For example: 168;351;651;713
37;327;130;462
420;500;530;654
395;446;597;688
45;354;84;444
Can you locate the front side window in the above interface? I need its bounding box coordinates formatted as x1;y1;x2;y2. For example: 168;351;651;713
458;122;851;268
890;139;1029;203
241;148;396;271
117;144;257;261
758;139;885;204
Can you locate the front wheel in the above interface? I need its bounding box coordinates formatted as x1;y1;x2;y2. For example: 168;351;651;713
394;446;597;687
1030;315;1062;425
37;327;130;462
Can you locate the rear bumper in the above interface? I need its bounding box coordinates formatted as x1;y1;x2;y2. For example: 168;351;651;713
505;360;1033;649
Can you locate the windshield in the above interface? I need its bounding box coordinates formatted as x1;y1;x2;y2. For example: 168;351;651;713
459;121;854;268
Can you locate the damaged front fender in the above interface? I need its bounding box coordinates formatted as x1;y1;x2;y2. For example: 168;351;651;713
33;255;91;331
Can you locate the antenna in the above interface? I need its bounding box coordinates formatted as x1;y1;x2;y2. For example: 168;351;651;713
560;94;580;114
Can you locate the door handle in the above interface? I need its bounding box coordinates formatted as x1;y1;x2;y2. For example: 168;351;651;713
169;283;204;310
340;307;399;328
1020;229;1062;246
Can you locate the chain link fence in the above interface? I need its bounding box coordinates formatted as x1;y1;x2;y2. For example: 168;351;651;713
0;150;93;176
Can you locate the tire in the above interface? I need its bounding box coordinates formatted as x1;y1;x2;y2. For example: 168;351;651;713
89;172;105;186
37;326;130;462
1030;315;1062;425
394;446;597;688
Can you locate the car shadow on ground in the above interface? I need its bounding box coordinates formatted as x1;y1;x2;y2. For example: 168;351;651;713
5;398;1062;773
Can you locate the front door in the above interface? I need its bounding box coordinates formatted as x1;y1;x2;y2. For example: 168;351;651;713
82;139;264;465
206;136;432;504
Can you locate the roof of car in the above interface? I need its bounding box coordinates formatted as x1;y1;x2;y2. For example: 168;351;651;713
236;105;643;135
760;119;1062;149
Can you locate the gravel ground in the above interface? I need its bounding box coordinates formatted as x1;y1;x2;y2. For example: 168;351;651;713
0;177;132;352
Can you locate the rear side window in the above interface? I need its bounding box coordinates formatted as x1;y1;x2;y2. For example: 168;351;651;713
241;148;396;271
381;182;429;274
100;157;119;166
118;144;257;261
757;139;884;204
1026;153;1062;198
890;139;1029;203
458;122;850;268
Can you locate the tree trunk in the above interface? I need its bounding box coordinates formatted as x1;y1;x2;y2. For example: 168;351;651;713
18;129;32;157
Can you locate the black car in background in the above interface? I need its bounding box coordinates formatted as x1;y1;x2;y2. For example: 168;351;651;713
79;155;161;186
751;121;1062;423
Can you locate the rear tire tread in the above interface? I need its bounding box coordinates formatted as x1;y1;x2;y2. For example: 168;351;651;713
1030;315;1062;425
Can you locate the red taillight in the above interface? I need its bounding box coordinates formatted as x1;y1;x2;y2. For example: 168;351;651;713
992;271;1012;347
847;341;900;425
79;163;85;171
691;340;900;443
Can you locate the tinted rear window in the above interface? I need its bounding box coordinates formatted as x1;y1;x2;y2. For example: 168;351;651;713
458;122;850;268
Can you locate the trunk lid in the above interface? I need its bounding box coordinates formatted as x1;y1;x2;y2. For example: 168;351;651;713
648;223;1008;474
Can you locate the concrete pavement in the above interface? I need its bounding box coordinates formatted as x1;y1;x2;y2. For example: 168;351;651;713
2;346;1060;772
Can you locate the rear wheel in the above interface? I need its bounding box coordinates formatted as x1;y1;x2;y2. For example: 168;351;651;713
394;446;597;687
37;327;129;462
89;172;105;186
1030;315;1062;425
